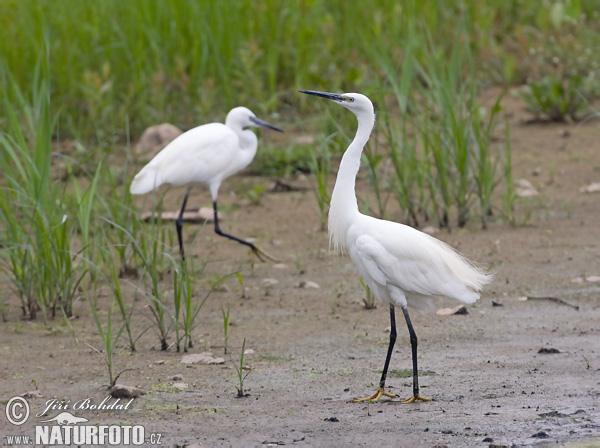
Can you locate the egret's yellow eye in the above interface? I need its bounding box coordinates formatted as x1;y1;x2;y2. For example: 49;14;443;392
345;96;354;102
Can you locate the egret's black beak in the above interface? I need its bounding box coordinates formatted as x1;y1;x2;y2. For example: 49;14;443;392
298;90;348;102
250;116;284;132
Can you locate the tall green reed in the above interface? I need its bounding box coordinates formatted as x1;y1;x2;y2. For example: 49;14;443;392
1;61;89;320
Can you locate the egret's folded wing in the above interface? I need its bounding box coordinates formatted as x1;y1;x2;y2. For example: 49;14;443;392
155;124;239;187
354;234;437;296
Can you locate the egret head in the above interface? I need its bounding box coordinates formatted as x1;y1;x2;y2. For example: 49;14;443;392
226;107;283;132
299;90;374;116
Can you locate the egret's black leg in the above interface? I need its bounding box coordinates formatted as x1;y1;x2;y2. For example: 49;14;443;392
176;187;192;260
401;306;431;403
212;200;277;262
379;304;397;389
353;304;397;402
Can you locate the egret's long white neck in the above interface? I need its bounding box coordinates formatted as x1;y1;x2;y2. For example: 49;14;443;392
328;108;375;253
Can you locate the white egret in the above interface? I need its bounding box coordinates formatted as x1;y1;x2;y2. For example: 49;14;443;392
130;107;283;261
299;90;493;403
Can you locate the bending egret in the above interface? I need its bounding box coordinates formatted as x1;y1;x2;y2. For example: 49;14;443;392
299;90;493;403
130;107;283;261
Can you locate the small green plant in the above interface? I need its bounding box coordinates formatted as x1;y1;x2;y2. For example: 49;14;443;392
229;338;251;398
99;243;137;351
87;299;128;388
172;260;218;352
516;75;589;122
360;279;377;310
235;272;246;299
222;304;230;355
244;184;264;206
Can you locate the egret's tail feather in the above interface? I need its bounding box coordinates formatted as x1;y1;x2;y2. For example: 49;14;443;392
129;167;162;195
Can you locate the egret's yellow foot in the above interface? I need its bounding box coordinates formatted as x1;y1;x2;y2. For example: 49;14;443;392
353;386;396;403
251;246;279;263
401;394;431;403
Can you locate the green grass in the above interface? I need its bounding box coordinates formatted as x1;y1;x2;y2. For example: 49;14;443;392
1;1;598;142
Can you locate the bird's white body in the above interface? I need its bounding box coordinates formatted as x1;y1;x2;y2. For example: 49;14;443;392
326;93;492;309
130;107;259;200
300;89;491;402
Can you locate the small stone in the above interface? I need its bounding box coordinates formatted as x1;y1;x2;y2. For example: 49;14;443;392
243;348;255;355
109;384;145;399
273;263;288;269
436;305;468;316
585;275;600;282
166;374;184;381
172;382;188;390
298;280;320;289
296;135;315;145
538;348;561;354
515;179;539;198
517;296;528;301
532;167;542;176
421;225;440;235
21;390;43;399
571;277;584;283
141;208;215;223
579;182;600;193
324;417;339;422
489;443;508;448
181;352;225;365
531;431;549;438
261;278;279;287
558;129;570;138
136;123;182;159
492;301;503;307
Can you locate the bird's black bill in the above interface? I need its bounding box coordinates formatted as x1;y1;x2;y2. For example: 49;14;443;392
298;90;347;102
249;116;284;132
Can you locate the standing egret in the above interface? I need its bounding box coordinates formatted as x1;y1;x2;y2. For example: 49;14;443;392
130;107;283;261
299;90;493;403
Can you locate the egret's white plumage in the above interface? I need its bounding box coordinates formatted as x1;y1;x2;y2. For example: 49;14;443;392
130;107;282;260
299;89;492;403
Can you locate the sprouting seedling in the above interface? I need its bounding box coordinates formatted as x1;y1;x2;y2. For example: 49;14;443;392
222;304;230;355
360;279;377;310
235;272;246;299
230;338;251;398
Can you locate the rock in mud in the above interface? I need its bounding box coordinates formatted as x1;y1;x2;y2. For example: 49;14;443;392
436;304;468;316
298;280;320;289
261;278;279;287
21;390;43;398
421;225;440;235
137;123;182;159
109;384;145;398
166;374;184;381
538;348;561;354
579;182;600;193
531;431;549;438
515;179;539;197
141;208;214;223
181;352;225;365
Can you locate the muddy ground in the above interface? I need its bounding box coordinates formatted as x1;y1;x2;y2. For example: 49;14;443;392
1;93;600;447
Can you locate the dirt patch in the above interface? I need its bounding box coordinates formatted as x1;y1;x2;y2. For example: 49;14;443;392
1;94;600;447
